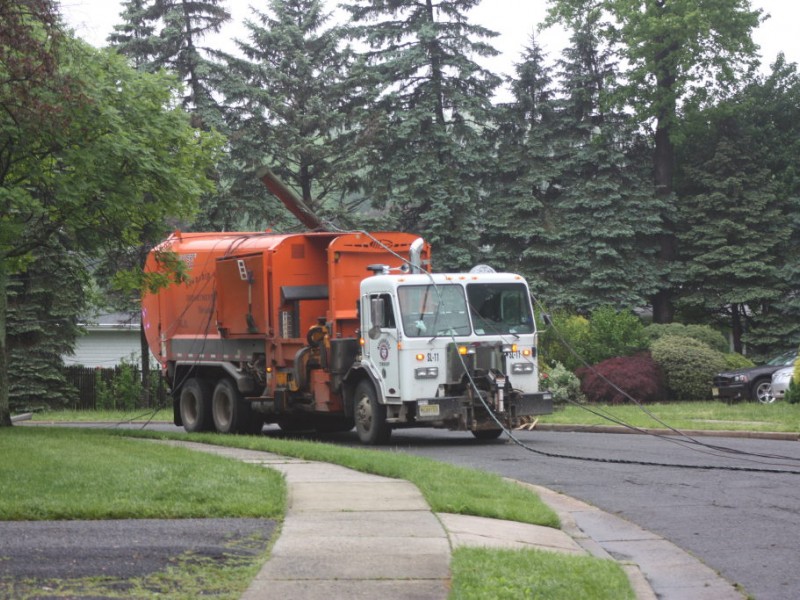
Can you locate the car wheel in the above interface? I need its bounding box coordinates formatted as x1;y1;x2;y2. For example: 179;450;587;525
752;378;775;404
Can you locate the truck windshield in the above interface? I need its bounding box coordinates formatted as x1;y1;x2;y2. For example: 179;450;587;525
397;284;471;337
467;283;535;336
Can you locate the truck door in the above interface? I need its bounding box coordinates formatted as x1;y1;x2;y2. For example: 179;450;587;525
364;293;401;400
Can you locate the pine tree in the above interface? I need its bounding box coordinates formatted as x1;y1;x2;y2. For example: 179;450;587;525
675;57;800;354
487;35;559;279
7;242;87;410
108;0;230;127
107;0;159;69
540;11;661;311
497;10;660;312
342;0;501;270
208;0;361;230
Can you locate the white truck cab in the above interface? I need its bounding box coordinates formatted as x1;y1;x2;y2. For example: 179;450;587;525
351;271;552;443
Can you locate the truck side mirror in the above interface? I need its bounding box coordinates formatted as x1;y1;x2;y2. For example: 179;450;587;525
369;297;385;339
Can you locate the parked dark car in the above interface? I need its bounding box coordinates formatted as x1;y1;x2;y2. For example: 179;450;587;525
712;350;799;404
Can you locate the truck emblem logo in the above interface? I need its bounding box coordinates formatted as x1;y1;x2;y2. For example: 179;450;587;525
378;340;390;361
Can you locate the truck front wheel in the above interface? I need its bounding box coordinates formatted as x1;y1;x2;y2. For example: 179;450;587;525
179;378;213;432
212;378;263;435
353;381;391;445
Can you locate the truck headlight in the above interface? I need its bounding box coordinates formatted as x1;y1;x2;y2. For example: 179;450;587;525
511;363;534;374
415;367;439;379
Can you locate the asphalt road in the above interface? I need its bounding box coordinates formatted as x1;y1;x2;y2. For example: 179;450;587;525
365;427;800;600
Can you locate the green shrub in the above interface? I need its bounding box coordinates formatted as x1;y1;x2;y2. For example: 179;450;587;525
722;352;755;370
650;335;727;401
94;357;146;411
786;379;800;404
539;311;590;372
644;323;728;354
540;307;646;372
541;362;585;404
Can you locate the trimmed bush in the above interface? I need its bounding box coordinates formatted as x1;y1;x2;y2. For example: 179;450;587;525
577;353;665;405
722;352;755;370
644;323;728;354
540;361;585;404
650;335;727;401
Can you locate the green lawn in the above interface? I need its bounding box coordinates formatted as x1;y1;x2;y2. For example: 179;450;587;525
541;400;800;433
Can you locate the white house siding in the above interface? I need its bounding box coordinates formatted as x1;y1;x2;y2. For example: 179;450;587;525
64;329;142;368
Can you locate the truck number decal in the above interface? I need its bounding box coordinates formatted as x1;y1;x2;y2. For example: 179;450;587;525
426;352;440;362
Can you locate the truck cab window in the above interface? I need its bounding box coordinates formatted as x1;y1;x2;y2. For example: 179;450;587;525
397;284;470;337
467;283;534;336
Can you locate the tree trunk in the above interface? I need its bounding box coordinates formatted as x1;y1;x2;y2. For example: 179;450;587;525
0;265;12;426
651;122;676;324
731;303;744;354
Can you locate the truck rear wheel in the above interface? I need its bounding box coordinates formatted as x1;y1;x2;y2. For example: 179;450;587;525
179;378;213;432
211;378;263;435
353;380;391;445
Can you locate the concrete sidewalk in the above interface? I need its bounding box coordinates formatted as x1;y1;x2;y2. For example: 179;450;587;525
156;440;744;600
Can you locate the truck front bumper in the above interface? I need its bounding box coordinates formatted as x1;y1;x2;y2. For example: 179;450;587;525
414;392;553;428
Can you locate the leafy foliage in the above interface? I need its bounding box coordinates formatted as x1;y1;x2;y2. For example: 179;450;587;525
721;352;755;370
650;335;727;401
644;323;728;354
577;353;665;405
540;362;585;404
540;312;590;372
540;307;646;372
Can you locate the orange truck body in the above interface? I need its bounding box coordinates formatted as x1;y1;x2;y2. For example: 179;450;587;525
142;174;551;443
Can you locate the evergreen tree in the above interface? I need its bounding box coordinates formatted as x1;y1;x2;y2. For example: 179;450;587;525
209;0;360;230
676;56;800;354
539;10;660;311
7;242;87;410
107;0;159;69
487;35;559;280
546;0;762;322
496;10;659;311
108;0;230;128
342;0;501;269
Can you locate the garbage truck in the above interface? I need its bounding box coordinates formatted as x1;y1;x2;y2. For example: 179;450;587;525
141;173;552;444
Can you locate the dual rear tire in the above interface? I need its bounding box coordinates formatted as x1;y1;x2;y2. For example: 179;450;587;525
179;377;263;435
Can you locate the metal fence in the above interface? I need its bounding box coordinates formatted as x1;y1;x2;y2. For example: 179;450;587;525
62;366;168;410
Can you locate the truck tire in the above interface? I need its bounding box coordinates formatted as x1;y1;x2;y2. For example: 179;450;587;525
211;378;263;434
353;380;391;445
471;429;504;440
179;378;214;433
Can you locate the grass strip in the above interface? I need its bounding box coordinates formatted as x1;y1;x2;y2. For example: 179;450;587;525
541;401;800;433
449;547;635;600
0;428;285;520
120;429;561;528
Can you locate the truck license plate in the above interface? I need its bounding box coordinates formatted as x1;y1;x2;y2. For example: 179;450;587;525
419;404;440;417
